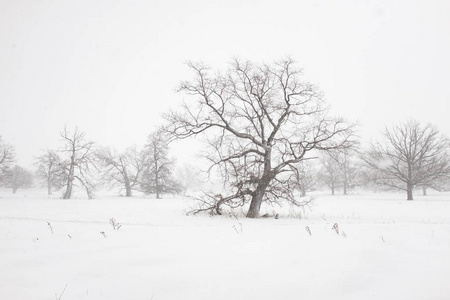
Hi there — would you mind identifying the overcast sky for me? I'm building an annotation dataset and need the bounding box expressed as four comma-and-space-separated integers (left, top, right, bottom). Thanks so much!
1, 0, 450, 168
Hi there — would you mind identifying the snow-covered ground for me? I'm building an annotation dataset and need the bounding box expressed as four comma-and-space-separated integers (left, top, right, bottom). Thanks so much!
1, 190, 449, 300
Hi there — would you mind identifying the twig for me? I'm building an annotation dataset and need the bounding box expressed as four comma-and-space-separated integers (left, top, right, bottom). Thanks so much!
332, 223, 339, 234
55, 284, 67, 300
47, 222, 54, 234
305, 226, 312, 236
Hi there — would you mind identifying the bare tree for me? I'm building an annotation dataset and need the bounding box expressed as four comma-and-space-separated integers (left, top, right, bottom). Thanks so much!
35, 150, 65, 195
363, 120, 450, 200
2, 165, 34, 193
165, 57, 356, 217
96, 146, 146, 197
0, 136, 15, 183
141, 130, 182, 199
420, 175, 450, 195
327, 147, 360, 195
292, 161, 316, 197
176, 163, 204, 195
320, 154, 341, 195
60, 127, 97, 199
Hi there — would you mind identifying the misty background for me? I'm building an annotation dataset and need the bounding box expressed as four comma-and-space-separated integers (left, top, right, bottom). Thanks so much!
1, 0, 450, 168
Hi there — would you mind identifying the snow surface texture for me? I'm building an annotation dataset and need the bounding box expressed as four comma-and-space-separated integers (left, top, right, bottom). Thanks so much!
1, 190, 449, 300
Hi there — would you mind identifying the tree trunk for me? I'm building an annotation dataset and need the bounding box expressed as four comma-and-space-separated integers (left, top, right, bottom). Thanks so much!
331, 182, 335, 196
125, 184, 132, 197
63, 177, 73, 199
246, 175, 272, 218
63, 154, 75, 199
155, 157, 161, 199
247, 185, 266, 218
300, 186, 306, 197
406, 183, 414, 200
406, 167, 413, 200
246, 148, 272, 218
343, 179, 348, 195
124, 172, 132, 197
121, 168, 133, 197
47, 185, 52, 196
422, 187, 427, 196
12, 187, 17, 194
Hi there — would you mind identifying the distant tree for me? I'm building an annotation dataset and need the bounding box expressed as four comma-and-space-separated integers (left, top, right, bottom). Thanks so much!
320, 154, 341, 195
363, 120, 450, 200
35, 150, 65, 195
165, 57, 356, 217
96, 146, 146, 197
292, 160, 316, 197
60, 127, 97, 199
3, 165, 34, 193
176, 163, 204, 195
327, 147, 360, 195
420, 175, 450, 196
0, 137, 15, 183
141, 130, 182, 199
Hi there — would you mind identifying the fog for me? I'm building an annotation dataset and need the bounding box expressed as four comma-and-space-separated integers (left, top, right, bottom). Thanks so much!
1, 0, 450, 167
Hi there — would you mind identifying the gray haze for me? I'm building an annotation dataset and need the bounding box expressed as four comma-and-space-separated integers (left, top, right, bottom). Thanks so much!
1, 0, 450, 167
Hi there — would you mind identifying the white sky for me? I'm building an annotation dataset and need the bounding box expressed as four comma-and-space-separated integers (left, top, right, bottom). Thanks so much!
1, 0, 450, 168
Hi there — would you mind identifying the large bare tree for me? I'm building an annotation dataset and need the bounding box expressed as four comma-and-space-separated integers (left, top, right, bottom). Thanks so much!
165, 58, 356, 217
60, 127, 97, 199
96, 146, 146, 197
0, 136, 15, 183
364, 120, 450, 200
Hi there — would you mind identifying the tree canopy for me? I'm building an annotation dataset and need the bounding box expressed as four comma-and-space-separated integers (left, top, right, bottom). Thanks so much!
166, 57, 356, 217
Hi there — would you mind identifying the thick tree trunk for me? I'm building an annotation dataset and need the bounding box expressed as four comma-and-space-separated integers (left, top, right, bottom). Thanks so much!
331, 182, 335, 196
124, 172, 132, 197
246, 174, 271, 218
247, 186, 266, 218
300, 186, 306, 197
246, 148, 272, 218
121, 169, 133, 197
47, 184, 52, 196
422, 187, 427, 196
407, 183, 414, 200
125, 185, 132, 197
343, 180, 348, 195
12, 187, 17, 194
63, 178, 73, 199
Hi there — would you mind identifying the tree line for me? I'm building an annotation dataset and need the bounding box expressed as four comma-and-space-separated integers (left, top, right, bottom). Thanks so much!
0, 128, 191, 199
1, 57, 450, 218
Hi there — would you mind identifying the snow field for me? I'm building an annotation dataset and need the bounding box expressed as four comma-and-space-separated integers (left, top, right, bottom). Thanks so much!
0, 191, 450, 300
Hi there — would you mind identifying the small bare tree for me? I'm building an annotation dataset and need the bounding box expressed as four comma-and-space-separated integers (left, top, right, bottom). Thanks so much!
141, 130, 182, 199
320, 154, 341, 195
0, 136, 15, 183
327, 147, 360, 195
176, 163, 204, 195
35, 150, 65, 195
292, 160, 316, 197
96, 146, 146, 197
60, 127, 97, 199
364, 120, 450, 200
2, 165, 34, 193
165, 57, 356, 217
